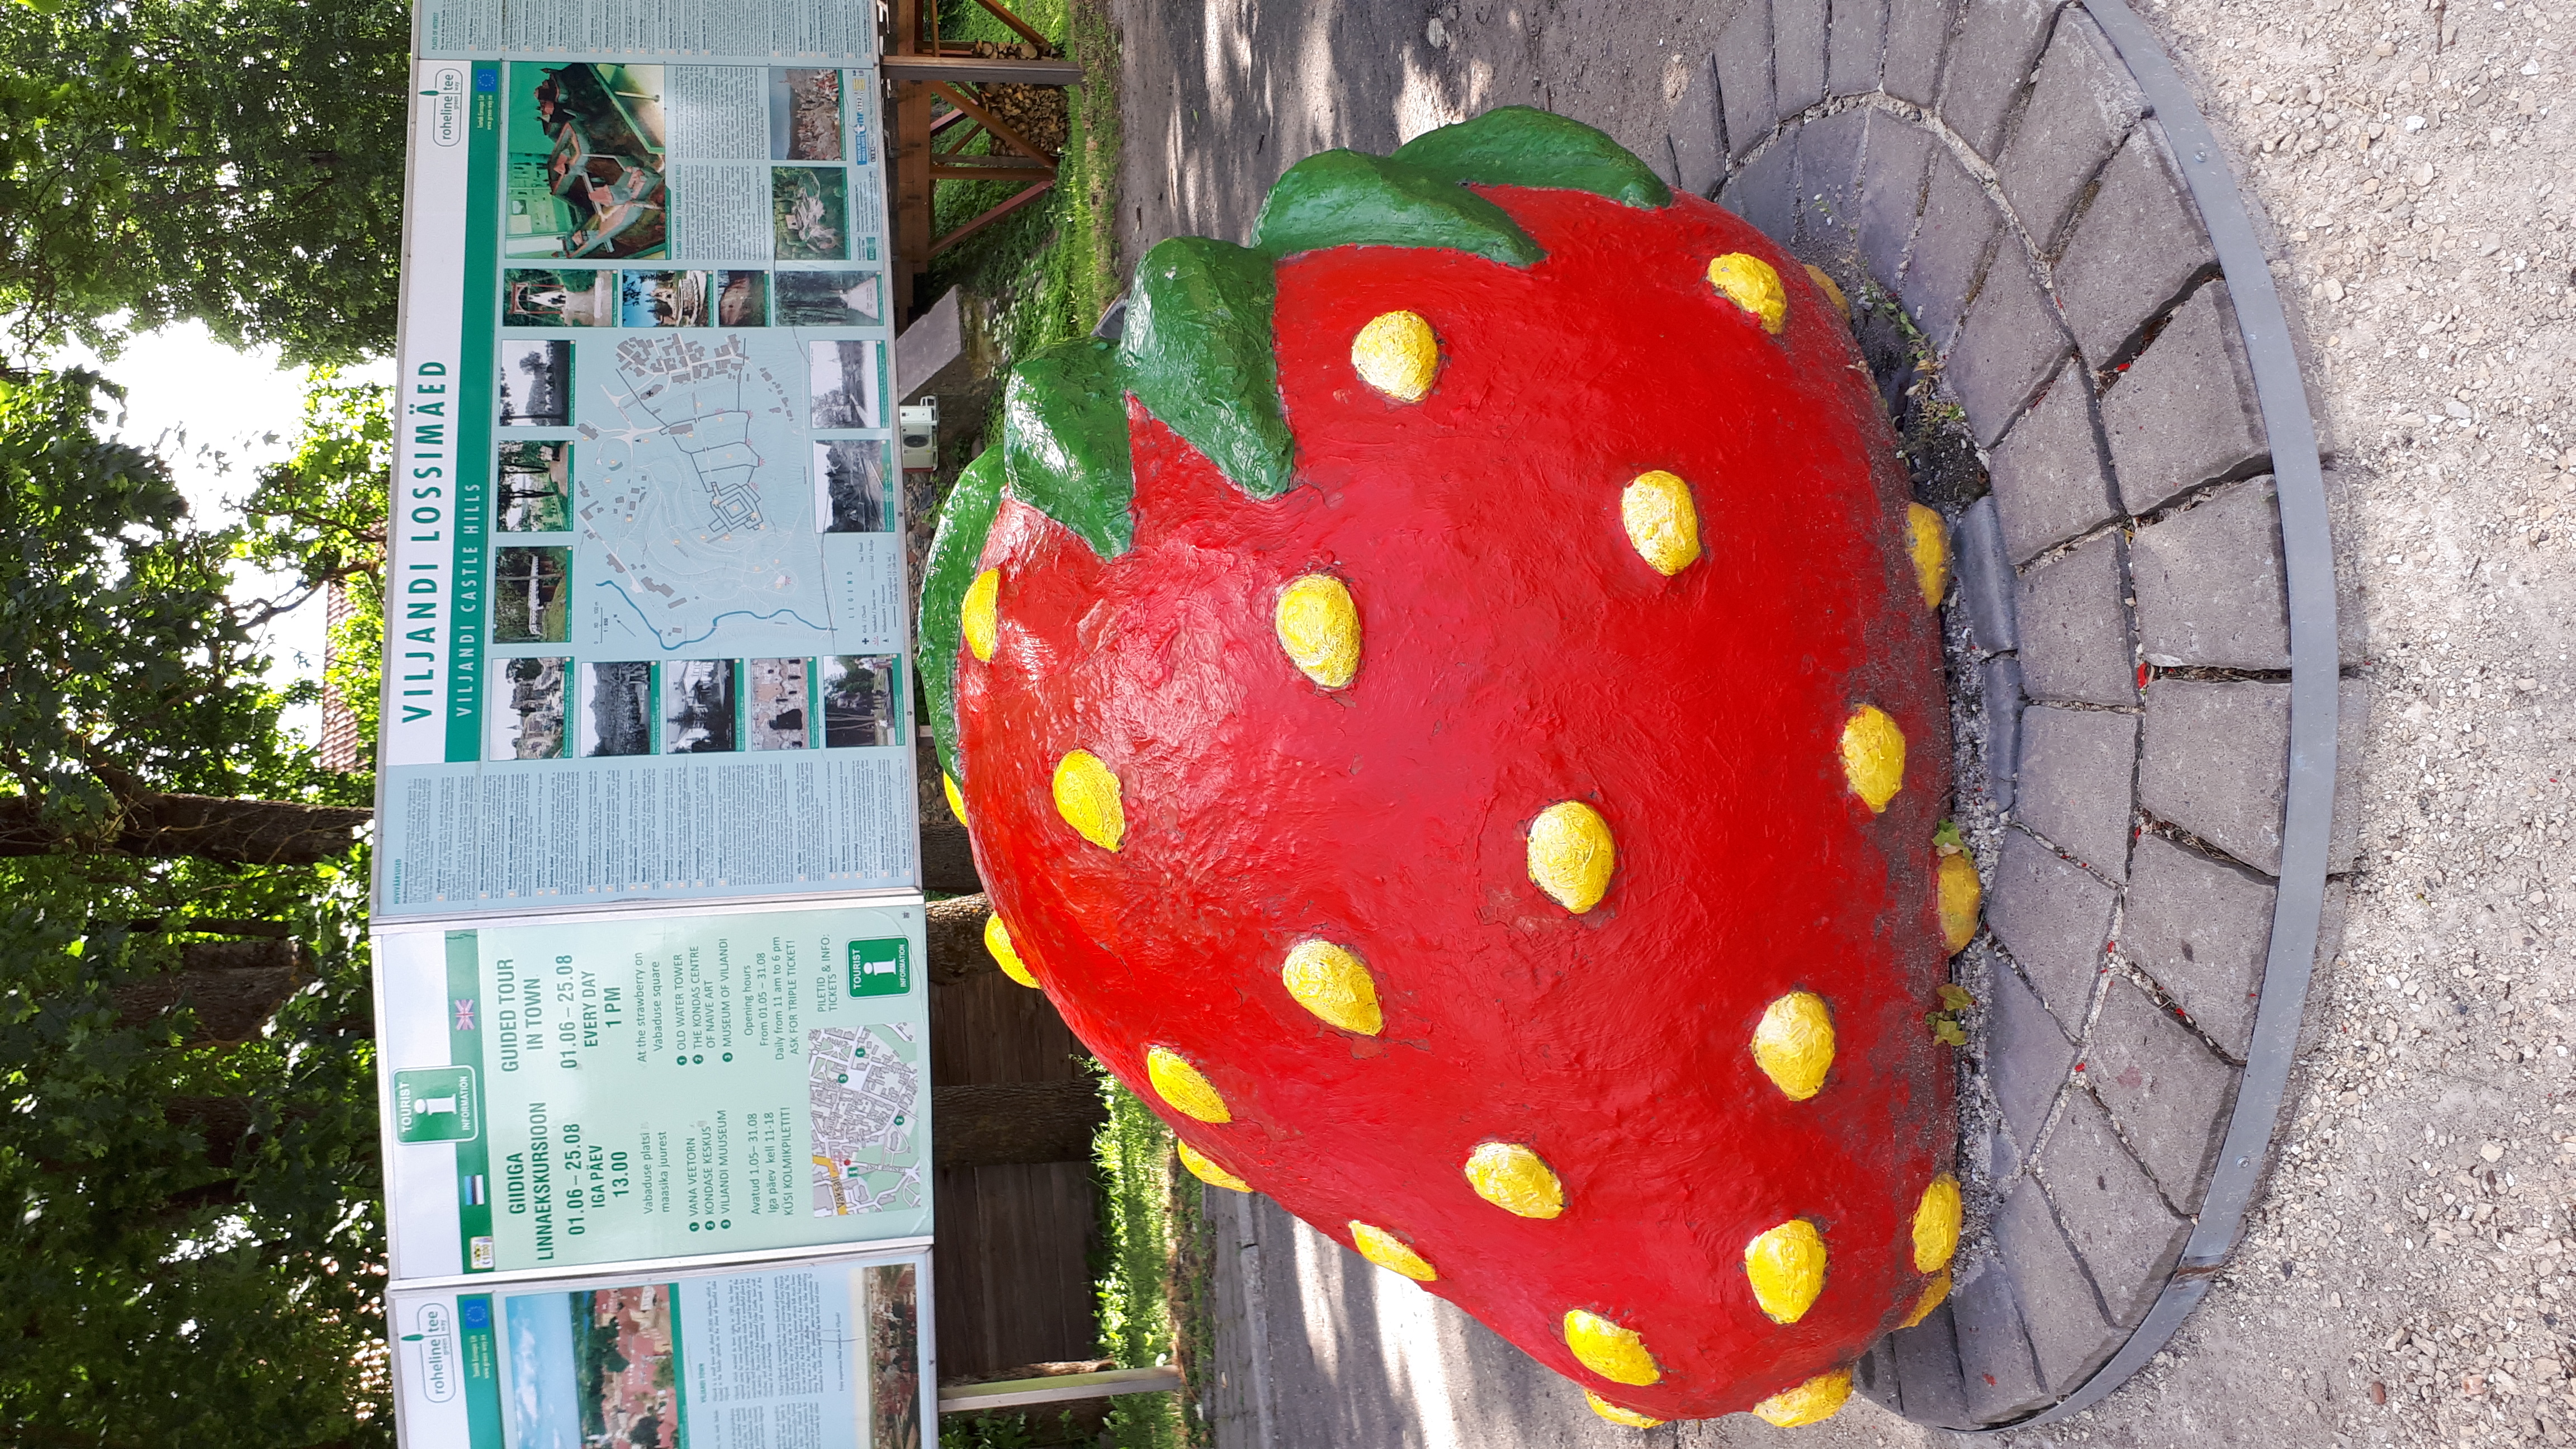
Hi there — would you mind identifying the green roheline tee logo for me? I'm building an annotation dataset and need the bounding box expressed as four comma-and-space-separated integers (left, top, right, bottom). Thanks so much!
847, 938, 911, 997
395, 1066, 481, 1144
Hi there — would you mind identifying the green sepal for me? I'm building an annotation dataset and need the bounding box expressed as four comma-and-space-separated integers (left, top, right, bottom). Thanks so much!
1249, 149, 1543, 267
917, 445, 1006, 784
1391, 106, 1674, 210
1002, 336, 1136, 558
1120, 237, 1297, 499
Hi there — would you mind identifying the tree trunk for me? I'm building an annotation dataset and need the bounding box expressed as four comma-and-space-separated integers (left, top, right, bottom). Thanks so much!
931, 1080, 1104, 1168
114, 938, 306, 1043
926, 893, 994, 983
0, 792, 370, 865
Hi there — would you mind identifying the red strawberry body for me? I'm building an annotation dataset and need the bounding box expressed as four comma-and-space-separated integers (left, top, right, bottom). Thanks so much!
941, 127, 1955, 1424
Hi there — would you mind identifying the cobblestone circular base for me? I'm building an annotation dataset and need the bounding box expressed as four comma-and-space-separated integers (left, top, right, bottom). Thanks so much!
1653, 0, 2359, 1429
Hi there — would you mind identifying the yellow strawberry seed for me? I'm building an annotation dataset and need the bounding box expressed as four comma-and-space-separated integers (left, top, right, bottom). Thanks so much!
1463, 1141, 1565, 1219
1803, 262, 1852, 322
1914, 1174, 1963, 1273
941, 771, 970, 827
1908, 501, 1950, 609
1621, 470, 1703, 575
1526, 801, 1615, 913
1840, 705, 1906, 813
1177, 1141, 1249, 1192
1752, 1368, 1853, 1428
1745, 1218, 1828, 1324
1584, 1391, 1664, 1428
1052, 750, 1125, 851
1901, 1270, 1952, 1328
1349, 1221, 1438, 1281
1707, 252, 1788, 334
983, 913, 1039, 989
1145, 1046, 1230, 1124
1937, 851, 1982, 954
1275, 574, 1361, 689
962, 567, 1001, 661
1751, 991, 1836, 1101
1351, 309, 1442, 401
1562, 1309, 1661, 1387
1280, 939, 1383, 1036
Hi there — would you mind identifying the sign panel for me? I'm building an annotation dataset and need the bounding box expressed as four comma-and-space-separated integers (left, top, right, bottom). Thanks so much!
377, 45, 910, 920
378, 904, 931, 1282
389, 1247, 933, 1449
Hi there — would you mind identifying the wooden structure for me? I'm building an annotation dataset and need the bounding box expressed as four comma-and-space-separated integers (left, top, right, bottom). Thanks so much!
929, 949, 1101, 1378
886, 0, 1085, 322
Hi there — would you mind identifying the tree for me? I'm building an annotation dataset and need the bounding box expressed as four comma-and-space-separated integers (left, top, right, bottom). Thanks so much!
0, 0, 411, 366
0, 370, 391, 1447
0, 370, 370, 863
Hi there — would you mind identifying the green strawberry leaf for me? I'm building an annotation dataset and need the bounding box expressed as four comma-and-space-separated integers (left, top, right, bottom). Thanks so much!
1121, 236, 1298, 499
918, 446, 1006, 784
1392, 106, 1673, 210
1250, 149, 1543, 267
1002, 335, 1136, 558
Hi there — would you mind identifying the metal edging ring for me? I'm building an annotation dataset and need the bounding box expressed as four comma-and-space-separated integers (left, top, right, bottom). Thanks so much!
1968, 0, 2342, 1429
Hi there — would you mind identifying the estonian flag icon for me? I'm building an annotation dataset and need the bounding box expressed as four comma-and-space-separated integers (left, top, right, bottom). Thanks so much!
465, 1175, 488, 1206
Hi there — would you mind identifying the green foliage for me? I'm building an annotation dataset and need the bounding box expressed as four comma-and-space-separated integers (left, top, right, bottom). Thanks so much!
0, 371, 316, 828
0, 850, 389, 1448
242, 372, 394, 765
0, 0, 411, 364
0, 366, 393, 1444
939, 1409, 1077, 1449
1091, 1073, 1200, 1449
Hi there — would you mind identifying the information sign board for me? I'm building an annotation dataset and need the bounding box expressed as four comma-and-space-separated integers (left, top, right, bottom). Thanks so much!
378, 24, 912, 921
379, 903, 932, 1282
388, 1246, 933, 1449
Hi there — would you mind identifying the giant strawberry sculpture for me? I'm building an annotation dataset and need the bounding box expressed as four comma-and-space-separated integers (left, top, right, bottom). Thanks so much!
922, 108, 1972, 1427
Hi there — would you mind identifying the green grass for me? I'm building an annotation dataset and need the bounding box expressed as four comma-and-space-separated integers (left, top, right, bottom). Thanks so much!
922, 0, 1125, 378
1088, 1072, 1213, 1449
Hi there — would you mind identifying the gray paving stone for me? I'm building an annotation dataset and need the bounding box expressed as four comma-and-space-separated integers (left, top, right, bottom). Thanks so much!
1793, 108, 1868, 249
2101, 281, 2269, 515
1947, 241, 2071, 447
1901, 147, 1998, 347
1951, 1257, 2052, 1422
2014, 704, 2136, 880
2052, 120, 2218, 368
1989, 825, 2115, 1026
2123, 833, 2275, 1059
1953, 494, 2019, 653
2137, 678, 2369, 876
1855, 111, 1933, 284
2132, 476, 2290, 670
1935, 0, 2061, 158
2017, 531, 2137, 706
1988, 956, 2076, 1149
1714, 0, 1775, 160
1722, 125, 1800, 243
1775, 0, 1831, 119
1827, 0, 1890, 97
1668, 55, 1726, 198
2036, 1088, 2191, 1330
1982, 655, 2024, 812
1888, 1301, 1973, 1427
1987, 357, 2119, 564
1992, 8, 2144, 252
1992, 1176, 2122, 1393
1881, 0, 1961, 107
2086, 976, 2239, 1210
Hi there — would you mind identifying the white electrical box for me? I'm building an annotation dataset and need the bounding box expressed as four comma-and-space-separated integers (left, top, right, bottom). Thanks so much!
899, 400, 938, 471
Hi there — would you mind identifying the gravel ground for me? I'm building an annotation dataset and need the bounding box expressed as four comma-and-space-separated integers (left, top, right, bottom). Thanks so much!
1110, 0, 2576, 1441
